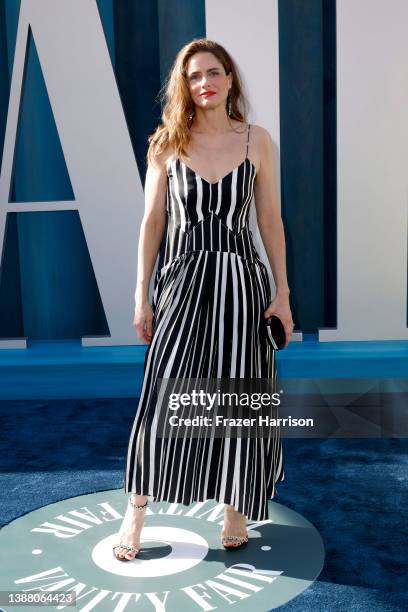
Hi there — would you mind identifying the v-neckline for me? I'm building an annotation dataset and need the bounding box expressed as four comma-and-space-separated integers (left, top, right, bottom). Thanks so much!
178, 157, 256, 186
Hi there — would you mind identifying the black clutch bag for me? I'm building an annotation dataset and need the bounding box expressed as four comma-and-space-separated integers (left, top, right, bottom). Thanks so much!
264, 315, 286, 350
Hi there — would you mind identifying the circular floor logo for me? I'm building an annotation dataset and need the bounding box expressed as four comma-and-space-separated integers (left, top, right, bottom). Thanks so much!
0, 490, 324, 611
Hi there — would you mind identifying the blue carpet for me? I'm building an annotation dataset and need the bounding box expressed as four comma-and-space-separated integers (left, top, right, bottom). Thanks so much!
0, 398, 407, 611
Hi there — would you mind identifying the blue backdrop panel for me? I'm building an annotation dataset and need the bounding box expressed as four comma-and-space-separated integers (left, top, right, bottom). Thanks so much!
278, 0, 336, 333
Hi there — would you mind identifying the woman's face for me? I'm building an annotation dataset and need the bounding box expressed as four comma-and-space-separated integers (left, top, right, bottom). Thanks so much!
185, 52, 232, 111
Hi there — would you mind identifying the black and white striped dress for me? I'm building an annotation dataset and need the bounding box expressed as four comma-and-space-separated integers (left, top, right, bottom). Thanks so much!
125, 123, 284, 521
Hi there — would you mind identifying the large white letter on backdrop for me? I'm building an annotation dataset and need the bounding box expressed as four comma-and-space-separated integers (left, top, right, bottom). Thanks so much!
319, 0, 408, 341
0, 0, 145, 348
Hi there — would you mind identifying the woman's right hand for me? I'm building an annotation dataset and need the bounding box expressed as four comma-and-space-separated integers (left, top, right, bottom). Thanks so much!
133, 301, 154, 344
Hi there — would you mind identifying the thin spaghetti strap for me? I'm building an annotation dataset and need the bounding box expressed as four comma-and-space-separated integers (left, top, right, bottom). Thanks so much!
246, 123, 251, 158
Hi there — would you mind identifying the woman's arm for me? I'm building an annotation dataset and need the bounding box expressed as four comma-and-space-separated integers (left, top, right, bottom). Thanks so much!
254, 127, 294, 346
135, 152, 168, 304
254, 127, 290, 298
133, 149, 168, 342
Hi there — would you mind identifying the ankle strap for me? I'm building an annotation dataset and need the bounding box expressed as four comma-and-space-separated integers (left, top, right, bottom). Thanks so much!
129, 497, 148, 510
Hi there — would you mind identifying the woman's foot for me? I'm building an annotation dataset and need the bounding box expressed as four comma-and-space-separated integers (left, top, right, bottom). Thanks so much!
221, 504, 248, 548
112, 494, 148, 561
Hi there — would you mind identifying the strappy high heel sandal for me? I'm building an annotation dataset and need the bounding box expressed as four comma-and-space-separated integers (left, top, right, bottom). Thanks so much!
221, 507, 249, 549
112, 497, 148, 561
221, 533, 249, 549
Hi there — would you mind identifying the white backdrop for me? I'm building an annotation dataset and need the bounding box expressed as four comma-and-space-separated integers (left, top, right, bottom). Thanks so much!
319, 0, 408, 341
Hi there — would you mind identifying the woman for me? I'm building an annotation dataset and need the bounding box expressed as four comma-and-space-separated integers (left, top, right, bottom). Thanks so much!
113, 38, 294, 561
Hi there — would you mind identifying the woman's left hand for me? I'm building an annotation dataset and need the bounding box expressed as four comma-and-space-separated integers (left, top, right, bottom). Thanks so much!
264, 293, 295, 349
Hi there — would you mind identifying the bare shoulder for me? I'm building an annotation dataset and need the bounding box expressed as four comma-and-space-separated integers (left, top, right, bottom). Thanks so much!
248, 124, 273, 172
249, 124, 273, 147
148, 143, 175, 174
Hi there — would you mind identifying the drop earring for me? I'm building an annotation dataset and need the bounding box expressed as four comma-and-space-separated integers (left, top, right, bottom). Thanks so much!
227, 91, 232, 116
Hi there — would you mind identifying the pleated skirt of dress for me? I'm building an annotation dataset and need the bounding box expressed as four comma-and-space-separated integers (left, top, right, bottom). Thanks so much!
124, 249, 284, 521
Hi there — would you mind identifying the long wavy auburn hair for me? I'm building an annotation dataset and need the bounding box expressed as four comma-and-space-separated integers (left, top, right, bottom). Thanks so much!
146, 38, 250, 167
